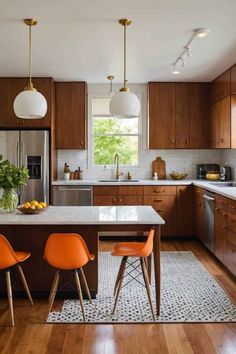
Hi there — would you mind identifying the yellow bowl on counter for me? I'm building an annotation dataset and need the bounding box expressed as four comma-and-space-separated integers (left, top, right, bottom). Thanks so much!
170, 172, 188, 180
206, 173, 220, 181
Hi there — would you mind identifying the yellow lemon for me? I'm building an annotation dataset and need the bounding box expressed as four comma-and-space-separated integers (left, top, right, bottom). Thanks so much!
31, 200, 38, 207
35, 204, 43, 209
23, 202, 31, 209
39, 202, 47, 208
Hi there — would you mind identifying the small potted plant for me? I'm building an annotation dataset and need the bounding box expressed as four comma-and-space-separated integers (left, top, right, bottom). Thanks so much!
0, 155, 29, 213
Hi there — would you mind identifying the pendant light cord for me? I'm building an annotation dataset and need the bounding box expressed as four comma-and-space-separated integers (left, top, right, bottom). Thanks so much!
29, 24, 32, 87
124, 21, 127, 89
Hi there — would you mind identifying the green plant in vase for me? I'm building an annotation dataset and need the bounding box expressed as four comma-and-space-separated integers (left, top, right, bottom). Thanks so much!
0, 155, 29, 213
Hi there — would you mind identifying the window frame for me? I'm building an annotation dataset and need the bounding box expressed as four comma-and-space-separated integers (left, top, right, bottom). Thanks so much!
88, 91, 142, 169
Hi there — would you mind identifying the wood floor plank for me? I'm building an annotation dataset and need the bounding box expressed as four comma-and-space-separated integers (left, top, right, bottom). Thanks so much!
0, 240, 235, 354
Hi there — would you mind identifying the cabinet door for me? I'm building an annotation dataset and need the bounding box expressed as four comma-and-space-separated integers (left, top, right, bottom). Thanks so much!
215, 197, 228, 266
227, 229, 236, 276
118, 186, 143, 196
93, 195, 118, 206
56, 82, 87, 149
0, 78, 20, 128
118, 196, 143, 205
210, 103, 217, 148
175, 83, 190, 148
16, 78, 54, 128
210, 70, 231, 103
231, 65, 236, 94
148, 83, 175, 148
218, 96, 231, 148
177, 186, 194, 236
189, 83, 210, 148
195, 196, 205, 242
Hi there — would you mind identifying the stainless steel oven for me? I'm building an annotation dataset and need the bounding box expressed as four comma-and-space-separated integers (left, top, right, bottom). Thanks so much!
203, 191, 215, 252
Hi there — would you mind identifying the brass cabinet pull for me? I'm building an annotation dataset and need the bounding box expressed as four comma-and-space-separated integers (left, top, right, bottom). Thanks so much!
80, 141, 84, 145
119, 198, 122, 203
154, 190, 164, 193
186, 139, 189, 144
170, 139, 175, 144
113, 198, 117, 203
153, 199, 163, 202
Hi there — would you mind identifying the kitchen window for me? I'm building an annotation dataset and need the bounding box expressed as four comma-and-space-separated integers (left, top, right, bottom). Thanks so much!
90, 96, 141, 167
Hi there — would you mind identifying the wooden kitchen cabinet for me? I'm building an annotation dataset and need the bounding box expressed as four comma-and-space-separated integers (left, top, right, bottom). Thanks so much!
210, 69, 231, 103
143, 186, 177, 236
195, 187, 206, 243
231, 64, 236, 93
148, 83, 175, 149
214, 195, 228, 266
175, 83, 190, 148
177, 185, 195, 236
0, 77, 54, 128
148, 82, 210, 149
189, 83, 210, 148
226, 199, 236, 276
93, 186, 143, 206
55, 82, 87, 149
210, 96, 231, 148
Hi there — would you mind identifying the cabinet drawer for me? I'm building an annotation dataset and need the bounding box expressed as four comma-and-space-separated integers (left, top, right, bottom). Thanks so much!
93, 195, 118, 206
194, 187, 206, 198
143, 186, 176, 196
118, 186, 143, 196
93, 186, 118, 196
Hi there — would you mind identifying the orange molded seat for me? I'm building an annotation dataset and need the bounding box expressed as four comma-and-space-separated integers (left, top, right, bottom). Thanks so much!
43, 233, 95, 321
111, 229, 155, 320
111, 229, 154, 257
0, 234, 33, 326
44, 233, 95, 270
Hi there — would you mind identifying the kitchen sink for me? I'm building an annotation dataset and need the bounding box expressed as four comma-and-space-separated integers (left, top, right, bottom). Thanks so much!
208, 182, 236, 187
98, 179, 139, 183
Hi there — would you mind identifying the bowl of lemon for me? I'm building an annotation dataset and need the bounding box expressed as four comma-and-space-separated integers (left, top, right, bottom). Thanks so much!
18, 200, 48, 214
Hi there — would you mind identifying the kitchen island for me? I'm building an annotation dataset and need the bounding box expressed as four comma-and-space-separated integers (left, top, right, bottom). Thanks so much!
0, 206, 164, 316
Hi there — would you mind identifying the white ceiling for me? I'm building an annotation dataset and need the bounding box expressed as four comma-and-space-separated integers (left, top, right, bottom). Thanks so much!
0, 0, 236, 83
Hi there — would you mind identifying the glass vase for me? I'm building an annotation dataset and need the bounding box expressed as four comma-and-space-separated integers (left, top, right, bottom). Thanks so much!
0, 188, 18, 213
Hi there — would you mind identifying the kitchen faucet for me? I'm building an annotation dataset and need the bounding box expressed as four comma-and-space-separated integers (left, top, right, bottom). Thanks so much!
114, 153, 123, 180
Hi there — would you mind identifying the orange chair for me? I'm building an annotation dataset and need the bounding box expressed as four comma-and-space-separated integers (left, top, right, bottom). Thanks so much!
0, 234, 33, 326
43, 233, 95, 321
111, 229, 155, 320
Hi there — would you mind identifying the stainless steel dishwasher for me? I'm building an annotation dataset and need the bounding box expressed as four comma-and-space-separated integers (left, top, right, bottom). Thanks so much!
53, 186, 93, 206
203, 191, 215, 252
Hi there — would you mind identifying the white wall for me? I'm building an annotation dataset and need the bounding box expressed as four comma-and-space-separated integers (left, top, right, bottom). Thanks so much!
57, 83, 224, 180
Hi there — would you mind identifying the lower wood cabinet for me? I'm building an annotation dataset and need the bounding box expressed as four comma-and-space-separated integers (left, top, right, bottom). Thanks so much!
195, 187, 206, 243
215, 195, 228, 266
93, 186, 143, 206
177, 186, 195, 236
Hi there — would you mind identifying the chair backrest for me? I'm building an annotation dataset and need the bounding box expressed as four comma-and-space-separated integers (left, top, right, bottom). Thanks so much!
137, 229, 154, 257
44, 233, 92, 270
0, 234, 18, 269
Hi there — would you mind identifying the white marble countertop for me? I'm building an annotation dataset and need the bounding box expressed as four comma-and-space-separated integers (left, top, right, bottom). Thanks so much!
0, 206, 165, 225
52, 179, 193, 186
193, 181, 236, 200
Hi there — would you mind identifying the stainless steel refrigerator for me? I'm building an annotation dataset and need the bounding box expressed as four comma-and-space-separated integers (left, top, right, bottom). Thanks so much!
0, 130, 49, 204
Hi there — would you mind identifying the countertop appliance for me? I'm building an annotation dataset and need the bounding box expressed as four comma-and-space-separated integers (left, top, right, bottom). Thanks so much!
0, 130, 49, 204
196, 164, 220, 179
53, 185, 93, 206
220, 165, 232, 181
203, 191, 215, 252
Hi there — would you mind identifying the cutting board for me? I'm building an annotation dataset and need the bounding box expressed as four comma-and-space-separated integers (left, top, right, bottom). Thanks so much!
152, 156, 166, 180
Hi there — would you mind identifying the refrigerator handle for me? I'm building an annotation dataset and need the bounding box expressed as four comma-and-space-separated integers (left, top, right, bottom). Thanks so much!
20, 141, 24, 167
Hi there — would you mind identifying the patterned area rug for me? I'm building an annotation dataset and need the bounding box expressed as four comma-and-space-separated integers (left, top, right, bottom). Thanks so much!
47, 252, 236, 323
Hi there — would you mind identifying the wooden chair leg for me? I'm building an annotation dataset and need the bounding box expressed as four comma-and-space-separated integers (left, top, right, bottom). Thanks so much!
79, 268, 92, 304
46, 270, 60, 320
17, 265, 33, 305
140, 258, 155, 321
113, 256, 126, 296
6, 270, 14, 326
145, 255, 152, 284
48, 270, 59, 303
74, 270, 86, 321
112, 256, 127, 316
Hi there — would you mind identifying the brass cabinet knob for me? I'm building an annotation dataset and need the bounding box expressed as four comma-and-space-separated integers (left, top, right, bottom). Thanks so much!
113, 198, 117, 203
80, 141, 84, 145
186, 139, 189, 144
171, 139, 175, 144
119, 198, 122, 203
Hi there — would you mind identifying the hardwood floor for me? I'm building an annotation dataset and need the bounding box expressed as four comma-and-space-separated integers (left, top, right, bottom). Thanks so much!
0, 239, 236, 354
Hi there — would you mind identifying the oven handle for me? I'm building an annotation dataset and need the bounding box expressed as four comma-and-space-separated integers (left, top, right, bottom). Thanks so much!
203, 194, 215, 201
58, 188, 92, 192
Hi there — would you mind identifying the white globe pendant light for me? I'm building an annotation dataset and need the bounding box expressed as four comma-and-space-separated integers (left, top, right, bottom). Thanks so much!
13, 19, 47, 119
109, 19, 140, 118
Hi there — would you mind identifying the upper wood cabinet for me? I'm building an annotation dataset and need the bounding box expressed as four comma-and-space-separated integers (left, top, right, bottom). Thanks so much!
210, 96, 231, 148
148, 82, 210, 149
231, 65, 236, 94
210, 69, 231, 103
0, 77, 54, 129
175, 83, 190, 148
55, 82, 87, 149
148, 83, 175, 149
189, 83, 210, 148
